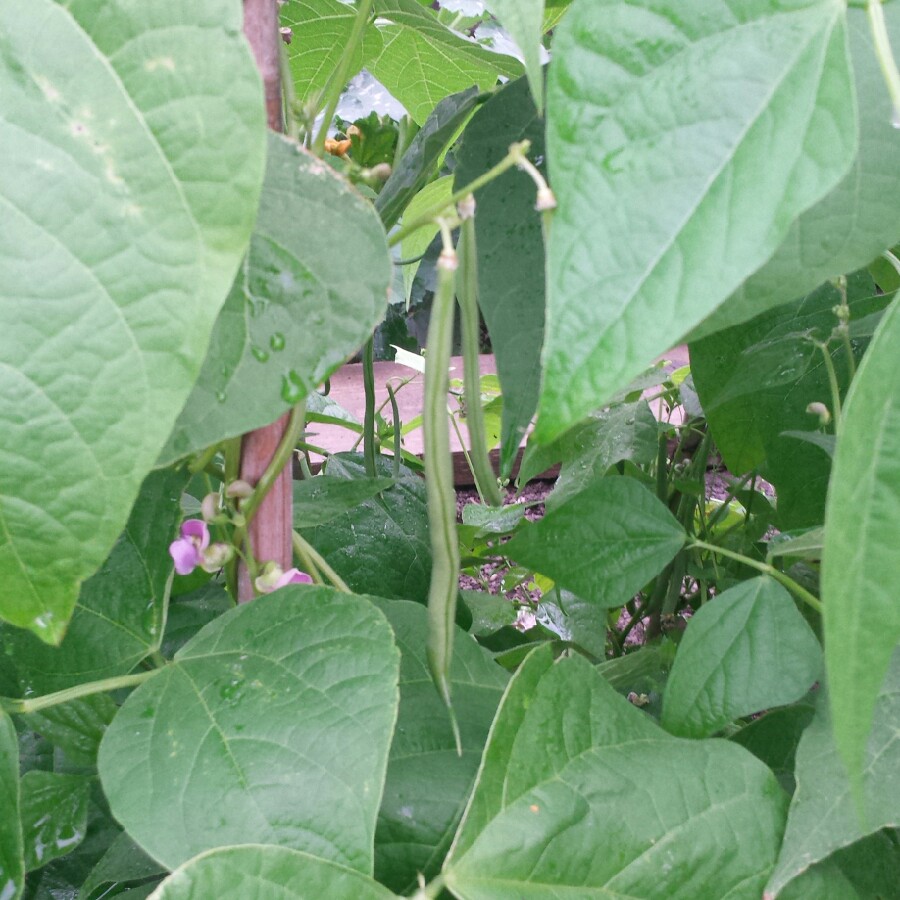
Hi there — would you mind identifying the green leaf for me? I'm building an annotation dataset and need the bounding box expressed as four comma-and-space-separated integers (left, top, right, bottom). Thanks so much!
662, 578, 822, 738
19, 694, 117, 768
822, 293, 900, 802
690, 272, 878, 529
20, 772, 90, 872
280, 0, 384, 108
301, 455, 431, 602
765, 650, 900, 897
692, 4, 900, 340
99, 588, 400, 873
868, 244, 900, 294
454, 76, 547, 476
483, 1, 545, 112
161, 581, 233, 659
373, 600, 507, 894
536, 587, 608, 660
370, 0, 521, 125
445, 646, 789, 897
161, 134, 391, 463
542, 0, 572, 32
3, 467, 187, 693
0, 0, 265, 642
505, 477, 686, 607
0, 711, 23, 900
535, 0, 857, 443
400, 176, 453, 302
79, 832, 167, 900
149, 845, 398, 899
376, 87, 482, 230
731, 703, 816, 794
544, 399, 659, 512
293, 476, 395, 528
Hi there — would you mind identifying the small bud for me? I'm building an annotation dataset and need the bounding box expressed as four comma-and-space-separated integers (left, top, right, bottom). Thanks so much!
369, 162, 391, 181
627, 691, 651, 707
806, 401, 831, 426
200, 492, 219, 522
324, 137, 351, 157
200, 542, 234, 573
279, 26, 292, 44
513, 607, 537, 632
534, 186, 557, 212
438, 248, 458, 272
457, 194, 476, 220
225, 479, 254, 499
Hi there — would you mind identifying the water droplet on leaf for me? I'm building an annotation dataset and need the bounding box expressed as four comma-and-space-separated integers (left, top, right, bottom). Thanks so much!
251, 345, 269, 363
270, 332, 286, 352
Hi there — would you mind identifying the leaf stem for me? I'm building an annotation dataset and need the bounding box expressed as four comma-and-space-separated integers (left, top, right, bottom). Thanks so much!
813, 340, 842, 434
2, 671, 158, 715
690, 539, 823, 614
388, 140, 532, 247
311, 0, 374, 156
363, 337, 378, 477
291, 531, 351, 593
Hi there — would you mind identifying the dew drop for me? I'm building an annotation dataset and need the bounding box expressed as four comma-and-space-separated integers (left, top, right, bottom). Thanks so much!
281, 373, 304, 404
270, 332, 286, 352
892, 106, 900, 129
216, 390, 227, 403
251, 345, 270, 363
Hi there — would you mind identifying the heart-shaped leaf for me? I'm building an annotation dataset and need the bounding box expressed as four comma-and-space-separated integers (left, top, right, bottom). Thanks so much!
0, 0, 265, 641
662, 577, 822, 738
536, 0, 856, 442
99, 588, 400, 873
149, 845, 398, 900
161, 134, 391, 463
505, 477, 686, 606
445, 646, 788, 897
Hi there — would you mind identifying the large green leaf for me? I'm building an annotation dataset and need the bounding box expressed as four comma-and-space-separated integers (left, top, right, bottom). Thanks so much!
662, 577, 822, 738
301, 455, 431, 602
280, 0, 384, 109
370, 0, 521, 125
293, 476, 395, 528
20, 772, 90, 872
20, 694, 118, 768
373, 600, 507, 894
99, 588, 400, 873
693, 4, 900, 340
535, 0, 857, 443
0, 0, 265, 642
0, 711, 22, 900
162, 134, 391, 462
690, 272, 879, 529
483, 1, 545, 112
79, 832, 166, 900
376, 87, 482, 231
765, 650, 900, 897
505, 477, 686, 606
444, 647, 789, 897
454, 76, 547, 476
3, 467, 187, 693
150, 845, 398, 900
821, 293, 900, 800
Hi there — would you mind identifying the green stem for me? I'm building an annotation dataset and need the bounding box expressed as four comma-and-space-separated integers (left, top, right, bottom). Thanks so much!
363, 337, 378, 477
223, 436, 242, 599
279, 38, 299, 140
387, 383, 402, 479
814, 340, 842, 434
189, 442, 221, 475
388, 140, 532, 248
241, 401, 306, 523
291, 531, 351, 593
882, 249, 900, 278
2, 671, 158, 715
457, 212, 502, 506
868, 0, 900, 124
311, 0, 374, 156
690, 539, 823, 614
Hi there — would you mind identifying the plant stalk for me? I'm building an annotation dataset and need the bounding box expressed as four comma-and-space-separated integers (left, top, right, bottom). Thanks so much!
2, 671, 158, 715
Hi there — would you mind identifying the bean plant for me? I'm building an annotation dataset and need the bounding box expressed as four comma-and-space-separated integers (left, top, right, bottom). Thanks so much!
1, 0, 899, 897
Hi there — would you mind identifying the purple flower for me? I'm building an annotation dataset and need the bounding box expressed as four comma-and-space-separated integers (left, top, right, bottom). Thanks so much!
169, 519, 209, 575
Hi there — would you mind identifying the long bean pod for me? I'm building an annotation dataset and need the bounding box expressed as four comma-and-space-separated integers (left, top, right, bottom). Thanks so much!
424, 234, 462, 753
456, 200, 503, 506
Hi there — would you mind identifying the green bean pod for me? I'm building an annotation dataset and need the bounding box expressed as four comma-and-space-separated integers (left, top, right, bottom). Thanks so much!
457, 206, 503, 507
424, 244, 462, 752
